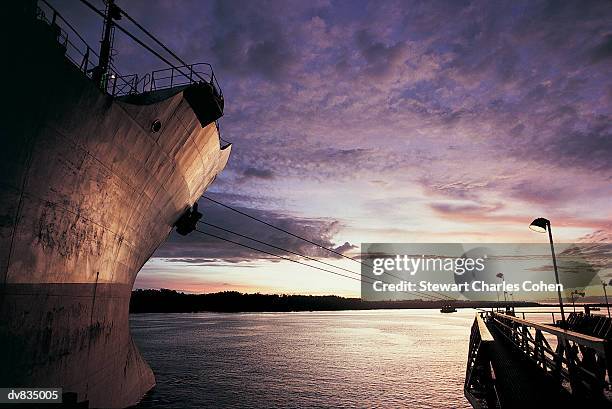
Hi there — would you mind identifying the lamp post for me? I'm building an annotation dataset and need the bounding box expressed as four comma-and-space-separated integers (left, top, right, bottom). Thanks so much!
603, 281, 611, 319
570, 290, 582, 313
529, 217, 566, 327
496, 272, 507, 303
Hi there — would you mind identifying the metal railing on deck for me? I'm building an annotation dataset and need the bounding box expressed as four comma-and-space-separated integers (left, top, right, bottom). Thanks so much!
150, 63, 222, 97
487, 311, 611, 403
36, 0, 138, 96
35, 0, 222, 98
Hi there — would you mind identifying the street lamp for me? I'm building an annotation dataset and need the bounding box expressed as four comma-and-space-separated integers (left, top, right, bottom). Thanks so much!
496, 272, 507, 303
570, 290, 584, 313
603, 281, 611, 319
529, 217, 566, 326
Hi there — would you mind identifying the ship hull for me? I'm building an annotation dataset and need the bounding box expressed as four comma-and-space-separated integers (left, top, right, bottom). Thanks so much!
0, 4, 231, 407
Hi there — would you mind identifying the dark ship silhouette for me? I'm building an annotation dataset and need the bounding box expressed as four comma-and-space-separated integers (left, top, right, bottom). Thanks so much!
0, 1, 231, 407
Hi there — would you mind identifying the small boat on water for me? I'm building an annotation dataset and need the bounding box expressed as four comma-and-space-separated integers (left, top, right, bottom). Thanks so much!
440, 305, 457, 313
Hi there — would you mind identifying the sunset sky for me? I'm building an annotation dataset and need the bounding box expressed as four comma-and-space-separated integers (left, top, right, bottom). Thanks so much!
53, 0, 611, 296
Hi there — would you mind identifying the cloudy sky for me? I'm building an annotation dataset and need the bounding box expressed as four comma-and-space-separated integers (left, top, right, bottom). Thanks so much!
52, 0, 611, 296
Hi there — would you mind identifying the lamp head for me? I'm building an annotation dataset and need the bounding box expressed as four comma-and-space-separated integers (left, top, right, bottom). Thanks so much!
529, 217, 550, 233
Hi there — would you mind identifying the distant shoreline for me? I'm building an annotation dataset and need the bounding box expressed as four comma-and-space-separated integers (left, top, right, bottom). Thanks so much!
129, 289, 541, 313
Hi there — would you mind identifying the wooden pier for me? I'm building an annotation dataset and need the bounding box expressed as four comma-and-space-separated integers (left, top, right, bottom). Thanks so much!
465, 310, 612, 408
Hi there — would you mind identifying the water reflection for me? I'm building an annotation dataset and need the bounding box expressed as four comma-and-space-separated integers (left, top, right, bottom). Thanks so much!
132, 309, 475, 408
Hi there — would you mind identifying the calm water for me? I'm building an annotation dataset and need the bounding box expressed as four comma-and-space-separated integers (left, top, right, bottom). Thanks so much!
131, 309, 475, 408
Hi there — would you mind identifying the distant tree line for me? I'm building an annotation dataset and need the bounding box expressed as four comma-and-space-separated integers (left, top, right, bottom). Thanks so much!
129, 289, 539, 313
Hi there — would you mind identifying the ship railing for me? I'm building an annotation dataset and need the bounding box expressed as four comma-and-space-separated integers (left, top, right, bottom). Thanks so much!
36, 0, 139, 96
149, 63, 223, 97
36, 1, 97, 74
486, 310, 612, 402
106, 72, 139, 97
35, 1, 222, 99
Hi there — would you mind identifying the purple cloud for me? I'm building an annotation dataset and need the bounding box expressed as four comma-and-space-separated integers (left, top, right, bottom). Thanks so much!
242, 167, 275, 180
153, 193, 356, 262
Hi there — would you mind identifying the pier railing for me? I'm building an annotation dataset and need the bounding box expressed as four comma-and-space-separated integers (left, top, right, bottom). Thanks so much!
465, 314, 498, 409
487, 311, 611, 402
